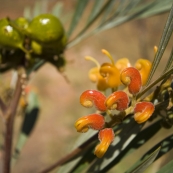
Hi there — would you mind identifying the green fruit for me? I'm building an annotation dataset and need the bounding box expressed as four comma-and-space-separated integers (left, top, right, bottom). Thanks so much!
15, 17, 29, 29
31, 41, 42, 55
26, 14, 65, 44
0, 18, 25, 50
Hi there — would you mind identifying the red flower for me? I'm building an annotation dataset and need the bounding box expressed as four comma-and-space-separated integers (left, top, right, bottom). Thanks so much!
75, 114, 105, 133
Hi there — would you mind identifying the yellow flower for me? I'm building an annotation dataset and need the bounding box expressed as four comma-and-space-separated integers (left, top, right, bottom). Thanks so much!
135, 59, 151, 85
94, 128, 114, 158
86, 49, 152, 91
115, 58, 131, 71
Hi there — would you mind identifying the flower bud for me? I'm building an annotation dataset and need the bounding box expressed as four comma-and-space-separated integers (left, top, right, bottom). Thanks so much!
134, 102, 155, 124
105, 91, 129, 111
94, 128, 114, 158
75, 114, 105, 133
120, 67, 142, 95
80, 90, 107, 112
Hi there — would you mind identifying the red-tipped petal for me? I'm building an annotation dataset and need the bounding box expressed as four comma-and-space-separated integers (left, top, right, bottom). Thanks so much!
94, 128, 114, 158
105, 91, 129, 111
75, 113, 105, 133
80, 90, 107, 112
120, 67, 142, 95
134, 102, 155, 124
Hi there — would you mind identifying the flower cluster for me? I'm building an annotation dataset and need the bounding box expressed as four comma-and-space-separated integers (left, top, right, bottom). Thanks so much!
75, 49, 155, 158
85, 49, 152, 91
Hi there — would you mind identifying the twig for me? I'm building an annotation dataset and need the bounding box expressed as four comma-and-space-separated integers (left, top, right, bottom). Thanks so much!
3, 71, 24, 173
38, 133, 97, 173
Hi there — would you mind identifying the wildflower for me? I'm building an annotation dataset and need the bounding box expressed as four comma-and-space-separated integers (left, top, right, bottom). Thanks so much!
75, 113, 105, 133
94, 128, 114, 158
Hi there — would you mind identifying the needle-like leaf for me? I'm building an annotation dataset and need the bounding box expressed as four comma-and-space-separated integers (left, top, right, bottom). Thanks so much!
146, 3, 173, 85
126, 146, 161, 173
67, 0, 89, 37
163, 47, 173, 73
126, 134, 173, 173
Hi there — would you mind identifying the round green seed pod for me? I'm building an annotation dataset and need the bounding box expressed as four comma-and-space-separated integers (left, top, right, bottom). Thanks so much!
15, 17, 29, 29
0, 18, 24, 50
26, 14, 65, 43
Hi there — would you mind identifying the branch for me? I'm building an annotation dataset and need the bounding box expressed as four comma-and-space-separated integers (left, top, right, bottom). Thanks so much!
38, 133, 97, 173
3, 71, 25, 173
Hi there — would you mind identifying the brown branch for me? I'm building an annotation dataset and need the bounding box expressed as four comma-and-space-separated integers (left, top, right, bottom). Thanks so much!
38, 133, 97, 173
38, 113, 131, 173
3, 73, 23, 173
0, 97, 7, 115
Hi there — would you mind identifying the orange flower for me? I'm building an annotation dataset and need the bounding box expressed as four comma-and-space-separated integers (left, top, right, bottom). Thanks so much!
105, 91, 129, 111
100, 49, 121, 89
120, 67, 142, 95
85, 49, 130, 91
75, 114, 105, 133
80, 90, 107, 112
86, 49, 152, 91
94, 128, 114, 158
85, 56, 109, 91
134, 102, 155, 124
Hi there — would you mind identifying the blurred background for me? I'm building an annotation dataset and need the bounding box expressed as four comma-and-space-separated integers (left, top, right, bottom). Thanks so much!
0, 0, 173, 172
